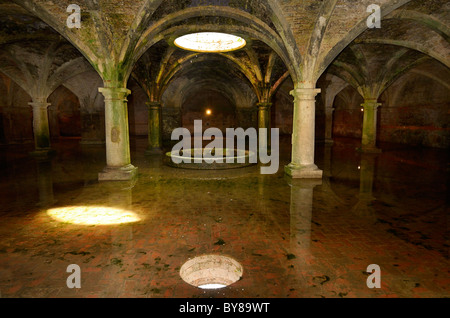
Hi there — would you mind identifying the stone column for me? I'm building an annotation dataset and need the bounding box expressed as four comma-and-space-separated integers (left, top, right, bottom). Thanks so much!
146, 101, 163, 155
324, 107, 335, 144
98, 87, 137, 181
360, 99, 382, 153
257, 102, 272, 152
29, 98, 53, 156
285, 85, 323, 179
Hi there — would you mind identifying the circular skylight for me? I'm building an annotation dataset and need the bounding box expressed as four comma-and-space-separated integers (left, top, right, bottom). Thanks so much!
174, 32, 246, 53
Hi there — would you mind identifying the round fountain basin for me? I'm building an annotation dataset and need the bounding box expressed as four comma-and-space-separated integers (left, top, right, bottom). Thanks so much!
165, 148, 255, 170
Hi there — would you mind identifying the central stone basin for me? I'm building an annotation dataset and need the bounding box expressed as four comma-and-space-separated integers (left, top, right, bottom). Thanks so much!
165, 148, 256, 170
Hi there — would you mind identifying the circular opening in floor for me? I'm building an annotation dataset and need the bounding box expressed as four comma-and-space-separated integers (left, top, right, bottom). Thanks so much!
180, 255, 243, 290
165, 148, 256, 170
174, 32, 246, 53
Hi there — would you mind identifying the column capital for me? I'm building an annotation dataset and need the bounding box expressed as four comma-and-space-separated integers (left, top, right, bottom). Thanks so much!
257, 102, 272, 110
290, 88, 321, 101
146, 101, 162, 110
361, 99, 382, 109
98, 87, 131, 101
29, 99, 51, 109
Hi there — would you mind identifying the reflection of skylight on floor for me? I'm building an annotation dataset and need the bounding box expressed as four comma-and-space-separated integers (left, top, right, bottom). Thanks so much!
180, 255, 243, 290
174, 32, 246, 53
47, 206, 141, 225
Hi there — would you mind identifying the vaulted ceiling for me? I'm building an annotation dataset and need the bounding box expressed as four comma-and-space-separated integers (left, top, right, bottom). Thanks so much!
0, 0, 448, 104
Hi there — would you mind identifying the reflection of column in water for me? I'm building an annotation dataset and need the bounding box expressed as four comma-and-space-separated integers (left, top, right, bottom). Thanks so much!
287, 178, 322, 254
80, 144, 106, 184
100, 180, 135, 244
146, 152, 164, 171
141, 145, 163, 212
352, 154, 378, 218
101, 180, 134, 210
359, 154, 377, 201
258, 174, 265, 199
321, 144, 345, 205
102, 181, 136, 291
36, 158, 55, 207
258, 174, 271, 215
323, 144, 333, 178
146, 174, 162, 214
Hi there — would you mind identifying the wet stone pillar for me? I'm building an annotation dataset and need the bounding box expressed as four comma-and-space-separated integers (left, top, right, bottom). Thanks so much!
257, 102, 272, 153
98, 87, 137, 181
29, 98, 53, 156
285, 85, 323, 179
361, 99, 382, 153
146, 101, 163, 155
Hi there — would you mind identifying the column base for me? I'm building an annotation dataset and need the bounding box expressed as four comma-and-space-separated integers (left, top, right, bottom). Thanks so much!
357, 147, 382, 154
30, 149, 56, 158
285, 163, 323, 179
98, 164, 138, 182
145, 147, 163, 155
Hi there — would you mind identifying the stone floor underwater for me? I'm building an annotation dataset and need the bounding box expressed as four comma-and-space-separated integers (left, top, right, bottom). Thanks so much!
0, 136, 448, 298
